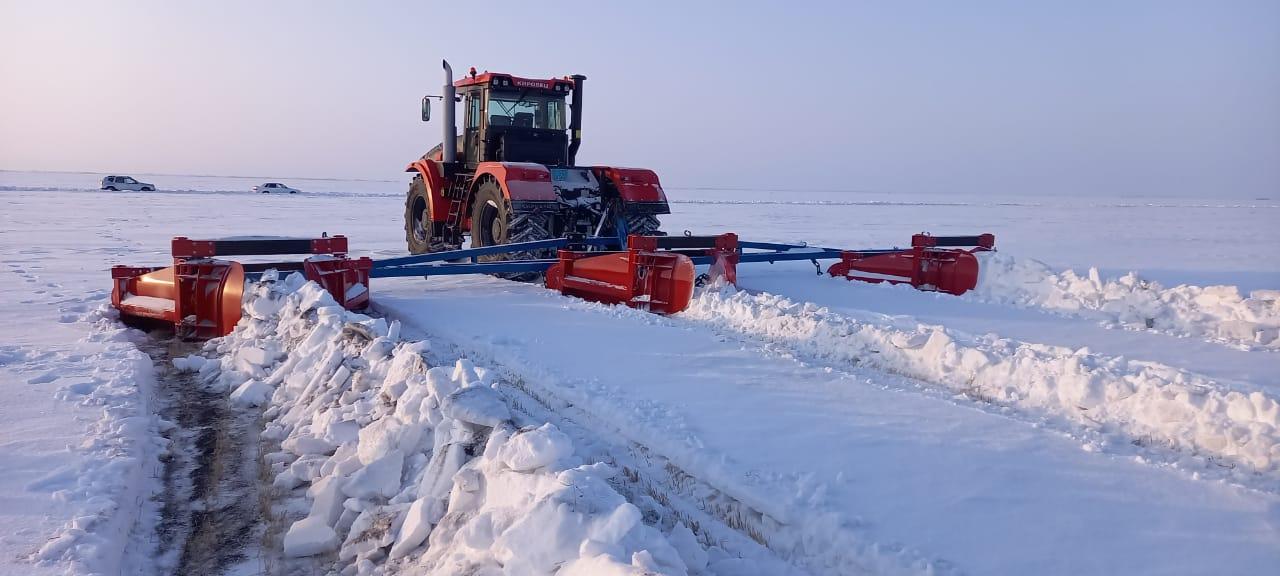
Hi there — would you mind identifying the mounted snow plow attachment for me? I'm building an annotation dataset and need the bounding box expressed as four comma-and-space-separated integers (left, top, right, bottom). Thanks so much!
545, 247, 697, 315
110, 236, 371, 339
827, 233, 995, 295
620, 232, 994, 296
110, 232, 993, 339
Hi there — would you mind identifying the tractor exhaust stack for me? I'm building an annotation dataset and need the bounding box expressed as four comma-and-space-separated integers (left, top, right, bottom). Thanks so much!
568, 74, 586, 165
442, 60, 457, 163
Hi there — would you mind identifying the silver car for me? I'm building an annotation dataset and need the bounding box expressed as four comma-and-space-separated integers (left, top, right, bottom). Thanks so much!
101, 175, 155, 191
254, 182, 299, 194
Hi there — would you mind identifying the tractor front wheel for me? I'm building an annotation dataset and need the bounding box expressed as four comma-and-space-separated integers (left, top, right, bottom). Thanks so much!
471, 181, 510, 252
404, 175, 446, 254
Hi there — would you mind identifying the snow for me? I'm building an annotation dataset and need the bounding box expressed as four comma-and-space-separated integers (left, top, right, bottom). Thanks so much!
442, 385, 512, 427
971, 251, 1280, 349
119, 294, 175, 313
496, 423, 574, 472
376, 274, 1280, 575
2, 171, 1277, 575
0, 305, 164, 575
684, 285, 1280, 476
283, 515, 340, 557
192, 273, 696, 574
229, 378, 271, 406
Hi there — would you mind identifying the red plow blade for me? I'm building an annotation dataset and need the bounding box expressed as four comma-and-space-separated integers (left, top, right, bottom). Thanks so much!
826, 233, 994, 295
545, 247, 696, 315
110, 235, 370, 339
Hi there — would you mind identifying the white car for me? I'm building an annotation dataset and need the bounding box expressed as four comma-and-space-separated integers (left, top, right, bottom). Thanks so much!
101, 175, 155, 191
254, 182, 299, 194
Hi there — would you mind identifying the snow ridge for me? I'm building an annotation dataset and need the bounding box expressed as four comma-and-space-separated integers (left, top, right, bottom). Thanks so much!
684, 286, 1280, 480
972, 252, 1280, 350
198, 273, 699, 575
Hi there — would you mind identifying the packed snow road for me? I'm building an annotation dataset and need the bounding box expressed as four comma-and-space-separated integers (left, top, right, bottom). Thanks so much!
2, 174, 1278, 575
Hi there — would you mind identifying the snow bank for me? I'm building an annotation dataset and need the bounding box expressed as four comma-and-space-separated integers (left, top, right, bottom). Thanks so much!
31, 308, 163, 575
197, 272, 694, 574
686, 286, 1280, 477
972, 252, 1280, 350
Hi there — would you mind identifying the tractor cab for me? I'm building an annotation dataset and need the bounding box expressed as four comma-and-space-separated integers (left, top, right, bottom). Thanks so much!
453, 71, 578, 168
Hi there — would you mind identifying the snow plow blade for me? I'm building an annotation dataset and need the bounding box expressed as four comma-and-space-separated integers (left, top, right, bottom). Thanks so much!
111, 235, 371, 339
545, 247, 696, 315
826, 233, 994, 295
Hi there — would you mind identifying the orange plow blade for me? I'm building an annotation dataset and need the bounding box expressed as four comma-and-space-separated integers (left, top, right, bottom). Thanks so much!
110, 235, 370, 339
111, 261, 246, 339
545, 248, 695, 315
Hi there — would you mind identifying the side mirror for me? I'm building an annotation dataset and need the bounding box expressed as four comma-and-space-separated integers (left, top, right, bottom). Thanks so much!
421, 96, 431, 122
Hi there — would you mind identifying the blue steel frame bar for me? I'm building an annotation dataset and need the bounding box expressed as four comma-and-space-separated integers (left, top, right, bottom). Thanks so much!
372, 260, 558, 278
688, 251, 843, 267
372, 237, 619, 269
367, 235, 926, 279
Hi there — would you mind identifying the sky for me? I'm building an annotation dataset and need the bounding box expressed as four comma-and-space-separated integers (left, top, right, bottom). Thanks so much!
1, 0, 1277, 198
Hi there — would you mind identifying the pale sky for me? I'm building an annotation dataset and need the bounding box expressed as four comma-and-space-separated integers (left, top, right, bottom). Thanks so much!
2, 0, 1277, 198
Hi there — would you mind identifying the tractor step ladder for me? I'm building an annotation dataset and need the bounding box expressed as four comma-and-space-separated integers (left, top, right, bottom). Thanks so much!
441, 178, 471, 246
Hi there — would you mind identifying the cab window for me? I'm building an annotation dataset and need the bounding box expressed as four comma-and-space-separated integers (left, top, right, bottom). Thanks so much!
467, 95, 481, 129
487, 93, 565, 130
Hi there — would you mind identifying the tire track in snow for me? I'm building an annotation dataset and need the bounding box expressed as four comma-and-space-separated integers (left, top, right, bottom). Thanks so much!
145, 334, 263, 576
681, 286, 1280, 489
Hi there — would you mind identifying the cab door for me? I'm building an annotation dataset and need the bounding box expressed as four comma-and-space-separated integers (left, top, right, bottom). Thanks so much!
463, 92, 484, 166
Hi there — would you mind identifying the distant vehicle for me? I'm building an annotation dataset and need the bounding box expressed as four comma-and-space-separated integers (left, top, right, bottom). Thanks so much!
254, 183, 299, 194
101, 175, 155, 191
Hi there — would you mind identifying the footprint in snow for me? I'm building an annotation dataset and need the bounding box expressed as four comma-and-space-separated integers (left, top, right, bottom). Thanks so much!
27, 372, 59, 384
57, 381, 96, 398
24, 465, 78, 492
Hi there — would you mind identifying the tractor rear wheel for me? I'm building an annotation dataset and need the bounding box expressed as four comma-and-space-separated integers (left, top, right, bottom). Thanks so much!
404, 175, 446, 254
471, 180, 552, 280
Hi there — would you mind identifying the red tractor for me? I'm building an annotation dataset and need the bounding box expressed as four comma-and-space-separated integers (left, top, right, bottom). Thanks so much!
404, 61, 669, 258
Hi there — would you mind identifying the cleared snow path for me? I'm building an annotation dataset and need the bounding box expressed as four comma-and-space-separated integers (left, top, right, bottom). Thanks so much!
376, 275, 1280, 576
